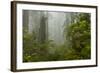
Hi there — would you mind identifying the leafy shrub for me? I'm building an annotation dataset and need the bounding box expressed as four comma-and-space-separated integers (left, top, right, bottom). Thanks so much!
64, 13, 91, 59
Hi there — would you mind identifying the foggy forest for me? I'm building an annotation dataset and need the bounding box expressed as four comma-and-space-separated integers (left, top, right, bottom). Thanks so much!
23, 10, 91, 62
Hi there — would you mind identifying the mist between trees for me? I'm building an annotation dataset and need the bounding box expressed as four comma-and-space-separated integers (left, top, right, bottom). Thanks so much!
23, 10, 91, 62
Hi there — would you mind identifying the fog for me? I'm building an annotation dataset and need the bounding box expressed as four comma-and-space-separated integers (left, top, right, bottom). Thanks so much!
23, 10, 77, 45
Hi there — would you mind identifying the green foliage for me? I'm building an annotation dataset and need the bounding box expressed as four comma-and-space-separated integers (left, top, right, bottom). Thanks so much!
64, 13, 91, 59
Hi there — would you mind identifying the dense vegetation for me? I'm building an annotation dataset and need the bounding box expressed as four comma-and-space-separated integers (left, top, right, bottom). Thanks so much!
23, 13, 91, 62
